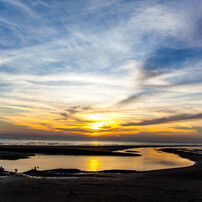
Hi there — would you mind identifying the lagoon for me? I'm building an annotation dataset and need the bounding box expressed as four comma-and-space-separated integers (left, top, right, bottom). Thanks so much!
0, 147, 194, 173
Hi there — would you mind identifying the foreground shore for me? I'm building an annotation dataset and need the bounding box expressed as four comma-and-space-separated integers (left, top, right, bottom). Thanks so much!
0, 146, 202, 201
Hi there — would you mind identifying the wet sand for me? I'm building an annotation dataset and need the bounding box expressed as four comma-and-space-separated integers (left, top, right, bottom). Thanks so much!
0, 146, 202, 201
0, 145, 141, 159
0, 144, 198, 160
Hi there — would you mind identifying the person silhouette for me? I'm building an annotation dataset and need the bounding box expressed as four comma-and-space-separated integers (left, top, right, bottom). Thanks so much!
0, 166, 4, 173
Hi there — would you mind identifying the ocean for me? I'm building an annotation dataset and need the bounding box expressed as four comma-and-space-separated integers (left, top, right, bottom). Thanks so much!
1, 138, 202, 146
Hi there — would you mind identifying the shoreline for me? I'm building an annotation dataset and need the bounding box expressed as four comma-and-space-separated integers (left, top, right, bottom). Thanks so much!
1, 146, 202, 201
0, 144, 201, 160
0, 145, 142, 160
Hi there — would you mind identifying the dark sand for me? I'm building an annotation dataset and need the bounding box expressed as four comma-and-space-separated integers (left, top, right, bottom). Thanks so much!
0, 145, 141, 159
0, 144, 198, 160
0, 145, 202, 201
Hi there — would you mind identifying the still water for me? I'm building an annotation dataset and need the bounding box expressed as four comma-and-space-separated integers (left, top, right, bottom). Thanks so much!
0, 148, 194, 172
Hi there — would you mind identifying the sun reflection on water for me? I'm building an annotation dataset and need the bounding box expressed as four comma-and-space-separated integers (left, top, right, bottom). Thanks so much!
0, 148, 194, 173
92, 141, 99, 146
89, 159, 99, 171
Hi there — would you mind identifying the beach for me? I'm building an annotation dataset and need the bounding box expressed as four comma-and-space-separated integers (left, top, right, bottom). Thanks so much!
0, 145, 202, 201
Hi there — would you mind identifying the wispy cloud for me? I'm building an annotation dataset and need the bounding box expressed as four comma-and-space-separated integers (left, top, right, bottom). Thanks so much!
1, 0, 38, 18
122, 113, 202, 126
117, 92, 155, 106
0, 0, 202, 139
55, 127, 90, 133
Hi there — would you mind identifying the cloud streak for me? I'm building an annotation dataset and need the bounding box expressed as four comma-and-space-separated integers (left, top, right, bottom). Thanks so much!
122, 113, 202, 126
0, 0, 202, 139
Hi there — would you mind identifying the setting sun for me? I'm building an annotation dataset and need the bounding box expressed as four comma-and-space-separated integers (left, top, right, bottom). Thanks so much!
0, 0, 201, 143
88, 122, 105, 130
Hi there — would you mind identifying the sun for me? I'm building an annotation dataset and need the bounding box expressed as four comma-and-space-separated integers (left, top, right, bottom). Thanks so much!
84, 113, 118, 131
84, 114, 110, 130
89, 122, 105, 130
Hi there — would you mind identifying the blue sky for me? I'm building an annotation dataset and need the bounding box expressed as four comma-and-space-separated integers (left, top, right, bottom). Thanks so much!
0, 0, 202, 141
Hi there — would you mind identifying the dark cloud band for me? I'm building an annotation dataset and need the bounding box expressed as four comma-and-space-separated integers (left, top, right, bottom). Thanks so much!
122, 113, 202, 126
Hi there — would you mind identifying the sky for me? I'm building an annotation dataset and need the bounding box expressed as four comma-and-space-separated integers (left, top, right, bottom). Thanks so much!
0, 0, 202, 142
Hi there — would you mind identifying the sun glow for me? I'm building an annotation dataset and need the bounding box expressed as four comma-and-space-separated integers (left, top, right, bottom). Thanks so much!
85, 114, 111, 121
84, 113, 112, 130
88, 122, 105, 130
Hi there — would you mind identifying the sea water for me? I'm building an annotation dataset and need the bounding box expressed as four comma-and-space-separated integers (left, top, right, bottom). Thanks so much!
1, 138, 202, 146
